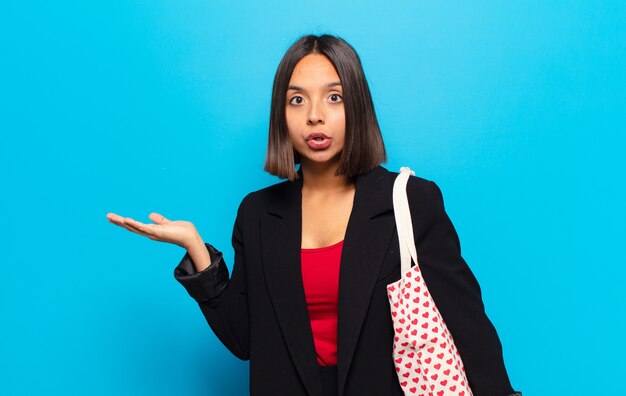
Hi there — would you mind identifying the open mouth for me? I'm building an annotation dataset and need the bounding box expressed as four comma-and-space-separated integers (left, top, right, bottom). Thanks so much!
306, 134, 332, 150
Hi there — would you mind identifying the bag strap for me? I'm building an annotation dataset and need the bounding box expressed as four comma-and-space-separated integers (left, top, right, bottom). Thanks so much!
393, 167, 419, 277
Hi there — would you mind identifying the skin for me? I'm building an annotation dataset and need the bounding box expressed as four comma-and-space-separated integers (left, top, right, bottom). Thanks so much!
286, 54, 355, 248
106, 53, 355, 270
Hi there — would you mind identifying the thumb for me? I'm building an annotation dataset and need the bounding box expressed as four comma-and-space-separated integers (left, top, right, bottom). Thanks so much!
149, 212, 170, 225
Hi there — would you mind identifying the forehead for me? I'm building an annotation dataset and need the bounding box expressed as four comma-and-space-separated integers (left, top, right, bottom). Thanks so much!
288, 54, 340, 86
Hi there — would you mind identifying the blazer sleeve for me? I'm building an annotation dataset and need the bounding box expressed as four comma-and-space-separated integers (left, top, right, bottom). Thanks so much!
409, 179, 518, 396
173, 197, 250, 361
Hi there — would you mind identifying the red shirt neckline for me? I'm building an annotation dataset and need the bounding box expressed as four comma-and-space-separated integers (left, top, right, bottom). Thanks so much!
301, 240, 344, 253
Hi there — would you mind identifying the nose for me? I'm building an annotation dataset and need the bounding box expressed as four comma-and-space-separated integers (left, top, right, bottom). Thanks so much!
306, 99, 325, 125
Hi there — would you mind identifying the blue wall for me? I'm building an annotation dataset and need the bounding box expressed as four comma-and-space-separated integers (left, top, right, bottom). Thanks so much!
2, 1, 624, 394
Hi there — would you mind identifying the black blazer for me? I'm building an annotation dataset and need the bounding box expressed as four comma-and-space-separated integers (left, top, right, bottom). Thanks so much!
174, 166, 517, 396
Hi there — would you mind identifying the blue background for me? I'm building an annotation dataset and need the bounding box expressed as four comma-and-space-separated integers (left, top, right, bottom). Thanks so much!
2, 1, 625, 395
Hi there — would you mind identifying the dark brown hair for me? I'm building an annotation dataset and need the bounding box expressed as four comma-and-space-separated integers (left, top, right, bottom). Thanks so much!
264, 34, 387, 181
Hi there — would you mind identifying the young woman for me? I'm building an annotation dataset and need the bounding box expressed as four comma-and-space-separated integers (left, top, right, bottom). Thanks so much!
107, 35, 519, 396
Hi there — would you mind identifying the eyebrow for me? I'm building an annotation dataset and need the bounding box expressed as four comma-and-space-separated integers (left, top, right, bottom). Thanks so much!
287, 81, 342, 91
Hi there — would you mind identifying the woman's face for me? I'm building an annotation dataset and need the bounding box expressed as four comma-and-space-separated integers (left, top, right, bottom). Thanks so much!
285, 54, 346, 168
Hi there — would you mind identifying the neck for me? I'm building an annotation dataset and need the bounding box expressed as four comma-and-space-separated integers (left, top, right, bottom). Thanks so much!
299, 160, 354, 194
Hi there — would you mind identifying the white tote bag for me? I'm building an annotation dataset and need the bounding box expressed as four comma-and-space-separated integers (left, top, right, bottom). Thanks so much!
387, 167, 473, 396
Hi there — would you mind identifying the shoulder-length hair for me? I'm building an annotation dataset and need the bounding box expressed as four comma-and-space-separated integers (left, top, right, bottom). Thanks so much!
264, 34, 387, 181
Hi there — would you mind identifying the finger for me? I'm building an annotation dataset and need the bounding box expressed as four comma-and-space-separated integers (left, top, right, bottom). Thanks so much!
107, 214, 153, 239
124, 217, 149, 232
123, 221, 152, 238
149, 212, 170, 225
127, 218, 163, 238
107, 216, 127, 228
106, 213, 125, 224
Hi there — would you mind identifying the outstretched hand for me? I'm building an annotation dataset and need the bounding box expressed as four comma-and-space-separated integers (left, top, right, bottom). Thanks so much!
106, 212, 198, 248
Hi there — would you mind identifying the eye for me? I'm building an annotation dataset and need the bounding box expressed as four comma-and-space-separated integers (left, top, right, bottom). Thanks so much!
328, 93, 343, 103
289, 96, 304, 105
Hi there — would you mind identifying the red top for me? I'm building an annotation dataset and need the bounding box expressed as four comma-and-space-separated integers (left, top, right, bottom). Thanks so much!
300, 239, 343, 366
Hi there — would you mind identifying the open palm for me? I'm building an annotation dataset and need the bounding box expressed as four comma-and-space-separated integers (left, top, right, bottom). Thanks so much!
106, 212, 197, 248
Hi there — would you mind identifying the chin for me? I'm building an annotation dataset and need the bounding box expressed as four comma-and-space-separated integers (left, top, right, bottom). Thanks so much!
302, 152, 342, 166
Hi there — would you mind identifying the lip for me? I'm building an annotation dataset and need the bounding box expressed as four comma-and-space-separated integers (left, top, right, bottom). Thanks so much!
305, 132, 332, 150
306, 132, 330, 141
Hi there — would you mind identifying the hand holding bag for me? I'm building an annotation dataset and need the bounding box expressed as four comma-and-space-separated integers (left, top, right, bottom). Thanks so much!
387, 167, 473, 396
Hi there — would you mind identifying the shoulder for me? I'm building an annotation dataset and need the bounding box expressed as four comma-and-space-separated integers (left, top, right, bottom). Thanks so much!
234, 178, 293, 218
379, 166, 442, 201
377, 166, 447, 221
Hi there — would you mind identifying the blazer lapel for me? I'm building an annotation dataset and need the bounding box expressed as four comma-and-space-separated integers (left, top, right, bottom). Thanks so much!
337, 166, 396, 396
260, 173, 324, 396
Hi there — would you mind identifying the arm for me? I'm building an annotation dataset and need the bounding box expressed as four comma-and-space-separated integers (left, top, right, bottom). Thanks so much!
184, 232, 213, 272
173, 197, 250, 360
410, 180, 518, 396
